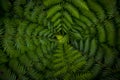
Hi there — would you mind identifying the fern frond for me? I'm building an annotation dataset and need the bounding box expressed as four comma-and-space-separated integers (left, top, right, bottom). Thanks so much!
26, 23, 36, 36
96, 23, 106, 43
0, 65, 17, 80
87, 0, 105, 21
54, 66, 67, 77
19, 54, 32, 67
27, 68, 42, 80
0, 50, 8, 64
33, 26, 43, 36
43, 0, 62, 7
0, 0, 11, 11
63, 18, 72, 29
24, 1, 34, 20
95, 46, 104, 62
72, 0, 89, 10
4, 19, 17, 35
64, 3, 79, 18
18, 21, 28, 36
104, 20, 116, 46
63, 11, 73, 24
9, 59, 26, 75
47, 4, 62, 18
71, 60, 86, 72
14, 0, 26, 17
53, 19, 61, 27
89, 38, 97, 57
84, 57, 95, 71
80, 39, 84, 51
30, 6, 41, 22
98, 0, 117, 18
75, 72, 93, 80
84, 37, 90, 53
27, 51, 39, 62
101, 44, 117, 67
91, 64, 102, 77
51, 12, 62, 22
74, 18, 88, 30
15, 36, 26, 53
80, 9, 98, 24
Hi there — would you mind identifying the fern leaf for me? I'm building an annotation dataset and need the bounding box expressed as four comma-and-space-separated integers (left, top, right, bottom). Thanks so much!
89, 38, 97, 57
64, 3, 79, 18
96, 23, 106, 43
102, 44, 117, 67
104, 20, 116, 46
47, 4, 62, 18
63, 11, 73, 24
87, 0, 105, 21
43, 0, 62, 7
51, 12, 62, 22
72, 0, 89, 10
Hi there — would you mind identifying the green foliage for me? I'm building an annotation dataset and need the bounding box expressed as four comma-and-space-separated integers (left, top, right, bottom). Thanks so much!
63, 11, 73, 24
0, 0, 11, 11
98, 0, 117, 18
89, 38, 97, 57
87, 0, 105, 21
101, 44, 117, 67
84, 37, 90, 53
75, 72, 93, 80
104, 20, 116, 46
0, 0, 119, 80
47, 4, 62, 18
0, 50, 8, 64
53, 43, 88, 79
96, 23, 106, 43
72, 0, 89, 10
43, 0, 62, 7
64, 3, 79, 18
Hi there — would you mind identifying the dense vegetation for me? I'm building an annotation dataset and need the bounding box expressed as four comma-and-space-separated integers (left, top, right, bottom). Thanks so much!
0, 0, 120, 80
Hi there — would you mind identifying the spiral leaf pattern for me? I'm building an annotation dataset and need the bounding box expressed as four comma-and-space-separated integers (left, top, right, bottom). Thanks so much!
0, 0, 120, 80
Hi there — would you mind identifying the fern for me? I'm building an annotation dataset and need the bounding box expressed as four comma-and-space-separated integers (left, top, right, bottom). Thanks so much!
75, 72, 93, 80
95, 46, 104, 62
72, 0, 89, 10
64, 3, 79, 18
26, 23, 36, 36
104, 20, 116, 46
89, 38, 97, 57
80, 39, 84, 51
87, 0, 105, 21
0, 65, 17, 80
51, 12, 62, 22
27, 68, 42, 80
9, 59, 26, 75
0, 0, 120, 80
53, 43, 86, 79
101, 44, 117, 67
98, 0, 117, 18
0, 50, 8, 64
14, 0, 26, 17
84, 57, 95, 71
47, 4, 62, 18
63, 11, 73, 24
0, 0, 11, 11
96, 23, 106, 43
80, 8, 98, 24
43, 0, 62, 7
84, 37, 90, 53
15, 36, 26, 53
19, 54, 32, 67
